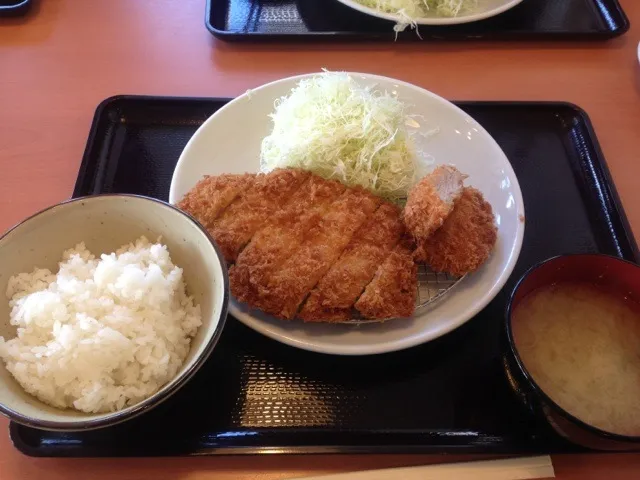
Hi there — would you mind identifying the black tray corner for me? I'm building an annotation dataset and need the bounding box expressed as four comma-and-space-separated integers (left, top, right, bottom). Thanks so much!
73, 95, 129, 199
549, 101, 639, 261
0, 0, 32, 17
205, 0, 224, 38
8, 423, 39, 458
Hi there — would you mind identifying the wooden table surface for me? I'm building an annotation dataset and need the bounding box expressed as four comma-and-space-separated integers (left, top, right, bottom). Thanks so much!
1, 0, 640, 478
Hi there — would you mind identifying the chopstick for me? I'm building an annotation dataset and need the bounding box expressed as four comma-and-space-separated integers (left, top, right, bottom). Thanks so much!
293, 455, 554, 480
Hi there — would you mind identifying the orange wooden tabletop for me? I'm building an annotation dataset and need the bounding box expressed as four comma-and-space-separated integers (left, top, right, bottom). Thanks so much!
1, 0, 640, 478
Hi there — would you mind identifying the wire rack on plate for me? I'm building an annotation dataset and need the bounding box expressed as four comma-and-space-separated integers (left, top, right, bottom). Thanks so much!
341, 264, 462, 325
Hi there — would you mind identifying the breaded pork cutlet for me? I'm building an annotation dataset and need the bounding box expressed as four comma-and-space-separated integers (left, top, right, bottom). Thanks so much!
230, 176, 346, 304
415, 187, 497, 277
299, 203, 404, 323
403, 165, 466, 241
248, 188, 381, 320
355, 238, 417, 320
209, 169, 309, 263
178, 174, 255, 229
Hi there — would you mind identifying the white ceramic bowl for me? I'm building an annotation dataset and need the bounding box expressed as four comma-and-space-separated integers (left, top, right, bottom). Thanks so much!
0, 195, 228, 431
169, 72, 525, 356
336, 0, 524, 26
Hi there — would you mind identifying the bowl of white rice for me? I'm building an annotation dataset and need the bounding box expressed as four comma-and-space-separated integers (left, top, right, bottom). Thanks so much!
0, 195, 228, 431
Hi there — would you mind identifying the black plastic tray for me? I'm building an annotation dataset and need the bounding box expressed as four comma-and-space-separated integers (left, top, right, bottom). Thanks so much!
10, 96, 638, 457
0, 0, 31, 16
206, 0, 630, 41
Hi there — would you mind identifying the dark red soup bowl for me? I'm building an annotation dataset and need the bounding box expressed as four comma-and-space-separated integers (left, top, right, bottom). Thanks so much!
504, 254, 640, 451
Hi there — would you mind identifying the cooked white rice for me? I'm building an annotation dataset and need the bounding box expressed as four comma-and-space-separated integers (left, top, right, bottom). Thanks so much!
0, 237, 202, 414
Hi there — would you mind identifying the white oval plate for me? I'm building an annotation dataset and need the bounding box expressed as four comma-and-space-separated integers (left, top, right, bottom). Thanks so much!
170, 72, 525, 356
336, 0, 523, 26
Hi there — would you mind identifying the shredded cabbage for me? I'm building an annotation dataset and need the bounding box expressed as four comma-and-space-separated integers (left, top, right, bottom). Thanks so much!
260, 72, 423, 203
355, 0, 478, 30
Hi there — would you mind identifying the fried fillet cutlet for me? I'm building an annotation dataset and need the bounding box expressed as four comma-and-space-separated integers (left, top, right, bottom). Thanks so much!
415, 187, 497, 277
229, 176, 346, 304
248, 188, 381, 319
178, 174, 256, 229
354, 238, 418, 320
403, 165, 466, 241
298, 203, 404, 322
209, 169, 309, 263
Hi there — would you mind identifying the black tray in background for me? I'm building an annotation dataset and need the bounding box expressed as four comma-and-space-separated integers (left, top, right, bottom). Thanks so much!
206, 0, 630, 41
10, 96, 638, 457
0, 0, 31, 16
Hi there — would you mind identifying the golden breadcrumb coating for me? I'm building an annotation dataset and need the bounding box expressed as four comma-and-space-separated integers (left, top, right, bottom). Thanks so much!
299, 203, 405, 322
415, 186, 497, 277
177, 174, 255, 229
355, 238, 417, 320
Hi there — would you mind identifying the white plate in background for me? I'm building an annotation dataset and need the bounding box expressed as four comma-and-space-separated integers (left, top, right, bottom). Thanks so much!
336, 0, 524, 26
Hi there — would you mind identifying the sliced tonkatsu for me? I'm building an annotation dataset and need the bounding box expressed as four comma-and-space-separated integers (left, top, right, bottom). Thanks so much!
208, 169, 309, 262
299, 203, 405, 323
415, 186, 497, 276
179, 168, 420, 322
403, 165, 466, 241
178, 164, 497, 323
248, 187, 381, 319
354, 238, 418, 320
229, 175, 346, 304
177, 173, 255, 229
